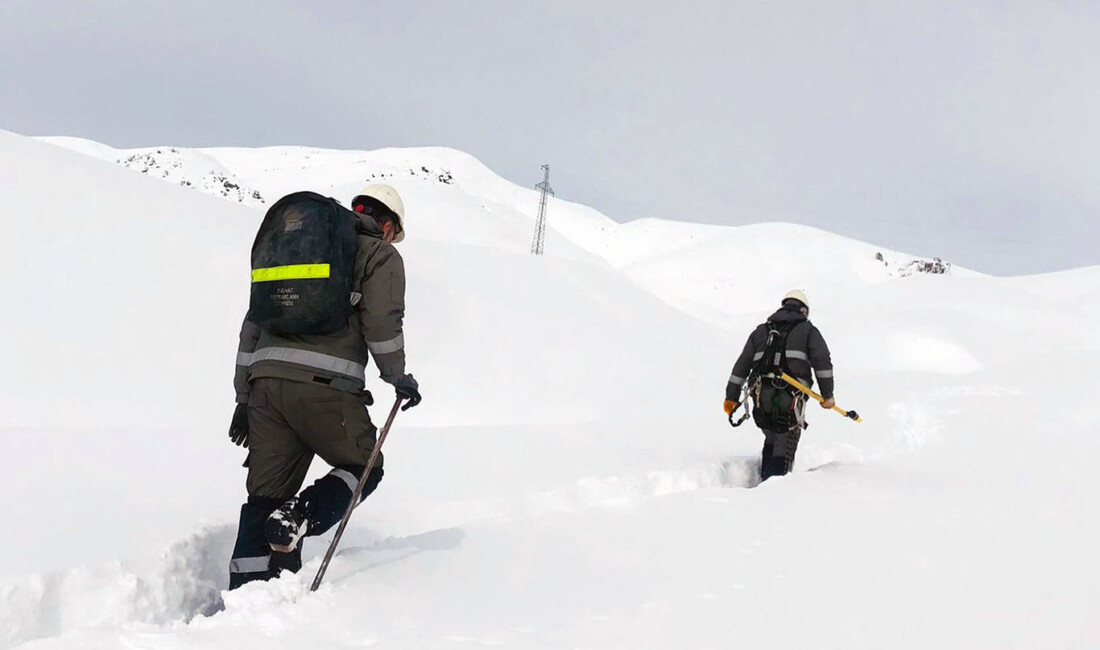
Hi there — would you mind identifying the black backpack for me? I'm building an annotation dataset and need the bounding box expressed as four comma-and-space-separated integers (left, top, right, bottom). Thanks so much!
248, 191, 359, 335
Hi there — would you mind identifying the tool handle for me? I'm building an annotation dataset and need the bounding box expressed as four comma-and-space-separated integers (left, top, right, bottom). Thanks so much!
310, 396, 404, 592
778, 372, 862, 423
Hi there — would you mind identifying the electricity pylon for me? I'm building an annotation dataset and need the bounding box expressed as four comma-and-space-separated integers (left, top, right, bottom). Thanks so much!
530, 164, 554, 255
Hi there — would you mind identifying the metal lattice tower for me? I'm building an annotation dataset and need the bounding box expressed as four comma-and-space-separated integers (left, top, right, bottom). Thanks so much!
530, 164, 554, 255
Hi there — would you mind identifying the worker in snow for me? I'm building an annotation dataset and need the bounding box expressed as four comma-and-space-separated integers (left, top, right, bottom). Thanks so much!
723, 290, 835, 481
225, 184, 422, 589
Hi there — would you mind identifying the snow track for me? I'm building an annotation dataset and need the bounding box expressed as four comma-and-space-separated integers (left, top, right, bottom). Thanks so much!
513, 457, 764, 514
0, 526, 233, 649
0, 456, 778, 648
0, 394, 954, 649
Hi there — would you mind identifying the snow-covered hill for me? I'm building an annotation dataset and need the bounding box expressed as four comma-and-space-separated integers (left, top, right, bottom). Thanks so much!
40, 137, 266, 206
1, 131, 1096, 649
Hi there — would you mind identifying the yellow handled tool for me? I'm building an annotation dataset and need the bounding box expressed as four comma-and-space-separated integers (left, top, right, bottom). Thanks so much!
778, 372, 862, 422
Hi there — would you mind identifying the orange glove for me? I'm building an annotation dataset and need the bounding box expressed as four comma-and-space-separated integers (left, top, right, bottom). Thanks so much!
723, 400, 738, 415
820, 396, 836, 409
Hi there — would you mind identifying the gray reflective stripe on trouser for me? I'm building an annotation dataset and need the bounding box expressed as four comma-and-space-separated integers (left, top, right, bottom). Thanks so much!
329, 468, 359, 493
752, 352, 764, 361
230, 555, 271, 574
366, 333, 404, 355
246, 347, 366, 378
786, 350, 810, 362
729, 372, 746, 384
236, 351, 252, 366
816, 369, 834, 378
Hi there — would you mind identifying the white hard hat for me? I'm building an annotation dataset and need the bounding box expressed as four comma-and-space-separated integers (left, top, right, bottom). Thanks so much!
782, 289, 810, 311
352, 184, 406, 243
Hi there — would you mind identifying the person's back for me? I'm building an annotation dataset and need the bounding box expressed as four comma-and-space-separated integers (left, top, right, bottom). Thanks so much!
225, 184, 422, 589
723, 290, 835, 480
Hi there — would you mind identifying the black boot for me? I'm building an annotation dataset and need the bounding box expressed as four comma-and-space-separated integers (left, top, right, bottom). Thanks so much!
265, 497, 309, 553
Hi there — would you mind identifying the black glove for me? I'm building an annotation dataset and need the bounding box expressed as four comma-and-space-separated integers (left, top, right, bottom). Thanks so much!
394, 374, 421, 411
228, 403, 250, 447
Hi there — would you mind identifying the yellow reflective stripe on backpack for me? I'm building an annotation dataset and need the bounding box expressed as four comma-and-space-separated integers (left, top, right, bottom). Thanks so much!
251, 264, 331, 283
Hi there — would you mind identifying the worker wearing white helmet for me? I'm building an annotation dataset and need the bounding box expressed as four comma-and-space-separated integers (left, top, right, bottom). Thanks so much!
226, 183, 420, 589
351, 183, 406, 243
722, 289, 837, 481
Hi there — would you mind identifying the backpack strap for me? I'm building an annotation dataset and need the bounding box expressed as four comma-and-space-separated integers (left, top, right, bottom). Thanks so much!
350, 241, 368, 307
757, 319, 806, 387
350, 232, 389, 307
744, 322, 777, 388
776, 320, 809, 377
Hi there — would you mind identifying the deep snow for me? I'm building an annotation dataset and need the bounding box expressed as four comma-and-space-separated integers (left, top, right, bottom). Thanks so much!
0, 131, 1096, 649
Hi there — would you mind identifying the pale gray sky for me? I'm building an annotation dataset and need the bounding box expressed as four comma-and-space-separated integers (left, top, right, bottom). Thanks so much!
2, 0, 1098, 275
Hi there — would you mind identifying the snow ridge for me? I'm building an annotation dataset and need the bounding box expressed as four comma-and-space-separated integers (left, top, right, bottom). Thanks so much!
116, 148, 265, 205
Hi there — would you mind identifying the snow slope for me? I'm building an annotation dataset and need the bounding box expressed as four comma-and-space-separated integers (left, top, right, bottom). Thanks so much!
39, 137, 265, 206
1, 131, 1096, 649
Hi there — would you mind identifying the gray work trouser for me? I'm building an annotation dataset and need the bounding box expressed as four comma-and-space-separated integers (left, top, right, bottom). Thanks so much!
761, 427, 802, 480
753, 381, 807, 480
246, 377, 380, 499
229, 377, 383, 589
